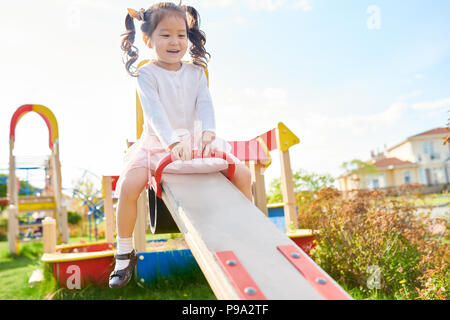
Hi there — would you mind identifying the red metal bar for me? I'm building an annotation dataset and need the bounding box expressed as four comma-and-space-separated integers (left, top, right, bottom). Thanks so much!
215, 250, 266, 300
277, 245, 352, 300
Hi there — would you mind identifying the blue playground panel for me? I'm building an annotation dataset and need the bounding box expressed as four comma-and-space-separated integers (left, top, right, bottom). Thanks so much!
268, 206, 287, 232
136, 249, 198, 285
267, 204, 299, 233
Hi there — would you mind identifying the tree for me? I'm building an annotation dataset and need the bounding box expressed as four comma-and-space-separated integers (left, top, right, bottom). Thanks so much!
341, 158, 379, 175
444, 114, 449, 145
266, 169, 335, 204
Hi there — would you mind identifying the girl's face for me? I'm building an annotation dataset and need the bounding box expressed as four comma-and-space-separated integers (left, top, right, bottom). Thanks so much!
146, 14, 188, 70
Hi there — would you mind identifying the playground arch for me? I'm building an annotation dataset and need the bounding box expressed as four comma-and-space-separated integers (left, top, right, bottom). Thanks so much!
7, 104, 68, 254
9, 104, 59, 149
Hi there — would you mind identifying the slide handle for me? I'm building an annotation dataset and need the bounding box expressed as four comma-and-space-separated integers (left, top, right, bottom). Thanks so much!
151, 150, 236, 198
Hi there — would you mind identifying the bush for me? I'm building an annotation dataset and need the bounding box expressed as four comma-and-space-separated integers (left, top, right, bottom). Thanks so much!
67, 211, 82, 225
0, 216, 7, 241
297, 186, 449, 300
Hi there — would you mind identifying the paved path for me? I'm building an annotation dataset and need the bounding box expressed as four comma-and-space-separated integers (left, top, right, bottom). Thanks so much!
416, 203, 449, 220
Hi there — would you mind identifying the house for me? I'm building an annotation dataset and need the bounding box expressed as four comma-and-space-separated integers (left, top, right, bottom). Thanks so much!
337, 127, 450, 192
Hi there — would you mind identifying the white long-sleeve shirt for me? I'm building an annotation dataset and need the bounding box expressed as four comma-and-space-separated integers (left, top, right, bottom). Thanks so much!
136, 61, 216, 149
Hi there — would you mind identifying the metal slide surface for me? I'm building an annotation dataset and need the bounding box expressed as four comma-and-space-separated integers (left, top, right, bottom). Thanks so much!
158, 172, 352, 300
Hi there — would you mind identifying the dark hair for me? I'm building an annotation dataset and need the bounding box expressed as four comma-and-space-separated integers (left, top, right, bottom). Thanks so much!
121, 2, 210, 77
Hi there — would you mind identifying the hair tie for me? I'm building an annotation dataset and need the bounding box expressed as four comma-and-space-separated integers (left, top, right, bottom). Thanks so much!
127, 8, 147, 22
178, 0, 187, 12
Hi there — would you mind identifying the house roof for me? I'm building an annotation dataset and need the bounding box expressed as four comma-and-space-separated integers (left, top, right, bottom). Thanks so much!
408, 127, 448, 139
373, 157, 416, 169
337, 157, 417, 178
387, 127, 448, 151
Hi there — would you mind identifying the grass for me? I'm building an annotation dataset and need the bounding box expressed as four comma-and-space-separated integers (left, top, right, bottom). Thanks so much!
389, 192, 450, 207
412, 192, 450, 207
0, 241, 57, 300
339, 283, 396, 300
0, 237, 216, 300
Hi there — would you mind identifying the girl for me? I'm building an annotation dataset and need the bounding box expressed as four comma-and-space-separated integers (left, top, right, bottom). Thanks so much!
109, 2, 252, 289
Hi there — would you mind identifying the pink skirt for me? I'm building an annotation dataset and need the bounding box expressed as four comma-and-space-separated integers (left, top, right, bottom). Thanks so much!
115, 129, 240, 197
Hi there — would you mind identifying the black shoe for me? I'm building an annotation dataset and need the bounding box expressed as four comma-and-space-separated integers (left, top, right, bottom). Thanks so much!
109, 249, 138, 289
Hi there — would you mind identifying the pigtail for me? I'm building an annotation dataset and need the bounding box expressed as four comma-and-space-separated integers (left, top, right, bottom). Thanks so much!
185, 6, 210, 68
120, 10, 140, 77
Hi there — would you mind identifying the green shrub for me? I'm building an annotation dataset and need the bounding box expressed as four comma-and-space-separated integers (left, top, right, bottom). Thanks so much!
0, 216, 7, 241
67, 211, 82, 225
298, 187, 449, 300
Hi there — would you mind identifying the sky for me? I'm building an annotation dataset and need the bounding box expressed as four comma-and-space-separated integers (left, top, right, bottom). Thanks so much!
0, 0, 449, 195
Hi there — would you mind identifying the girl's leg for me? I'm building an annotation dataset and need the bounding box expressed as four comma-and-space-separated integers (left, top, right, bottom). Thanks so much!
116, 167, 149, 237
221, 163, 253, 201
110, 167, 149, 288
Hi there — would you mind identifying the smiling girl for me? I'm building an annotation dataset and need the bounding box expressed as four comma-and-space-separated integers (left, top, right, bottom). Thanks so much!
109, 2, 252, 289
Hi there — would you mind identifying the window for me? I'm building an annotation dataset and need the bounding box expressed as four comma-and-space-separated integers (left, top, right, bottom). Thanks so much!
431, 153, 440, 160
372, 179, 379, 189
423, 141, 439, 160
403, 170, 411, 184
366, 175, 382, 190
419, 168, 425, 184
423, 141, 433, 154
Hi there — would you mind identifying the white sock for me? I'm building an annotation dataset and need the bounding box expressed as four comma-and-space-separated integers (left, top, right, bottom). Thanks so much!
114, 236, 134, 271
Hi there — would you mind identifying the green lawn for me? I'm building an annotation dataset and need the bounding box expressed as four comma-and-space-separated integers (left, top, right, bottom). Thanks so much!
0, 238, 216, 300
412, 192, 450, 207
386, 192, 450, 208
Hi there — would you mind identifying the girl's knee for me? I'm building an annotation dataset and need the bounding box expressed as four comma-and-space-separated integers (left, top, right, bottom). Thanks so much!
235, 164, 252, 186
242, 165, 252, 181
118, 172, 147, 201
118, 183, 141, 202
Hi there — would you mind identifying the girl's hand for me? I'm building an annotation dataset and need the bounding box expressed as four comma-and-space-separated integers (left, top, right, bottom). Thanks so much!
201, 130, 216, 157
169, 140, 192, 161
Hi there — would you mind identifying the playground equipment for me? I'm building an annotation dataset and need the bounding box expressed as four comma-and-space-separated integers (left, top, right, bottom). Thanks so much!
86, 199, 105, 241
41, 216, 114, 288
70, 188, 106, 241
40, 178, 117, 288
7, 104, 69, 254
104, 60, 351, 299
267, 203, 316, 255
0, 175, 11, 207
2, 166, 49, 242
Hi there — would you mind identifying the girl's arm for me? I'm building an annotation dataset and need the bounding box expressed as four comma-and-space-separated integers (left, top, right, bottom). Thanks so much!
195, 69, 216, 134
136, 68, 181, 149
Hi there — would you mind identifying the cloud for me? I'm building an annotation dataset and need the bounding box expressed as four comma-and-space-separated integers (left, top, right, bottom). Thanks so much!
291, 0, 313, 11
412, 97, 450, 111
319, 102, 408, 130
398, 90, 424, 101
187, 0, 312, 11
246, 0, 287, 11
243, 87, 289, 104
188, 0, 235, 8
